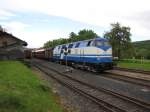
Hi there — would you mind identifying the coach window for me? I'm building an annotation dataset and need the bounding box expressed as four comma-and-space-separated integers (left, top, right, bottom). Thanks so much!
75, 43, 80, 48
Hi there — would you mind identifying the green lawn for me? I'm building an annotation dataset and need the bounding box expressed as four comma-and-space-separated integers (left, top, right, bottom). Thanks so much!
117, 61, 150, 71
0, 61, 64, 112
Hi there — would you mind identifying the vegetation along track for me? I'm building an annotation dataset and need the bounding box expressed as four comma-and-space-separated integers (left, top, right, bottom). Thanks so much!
114, 67, 150, 75
32, 60, 150, 112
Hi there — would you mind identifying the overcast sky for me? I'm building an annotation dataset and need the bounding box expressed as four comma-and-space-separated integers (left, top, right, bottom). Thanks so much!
0, 0, 150, 48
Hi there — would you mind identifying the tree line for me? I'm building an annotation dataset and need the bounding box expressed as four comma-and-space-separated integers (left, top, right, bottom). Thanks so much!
44, 29, 98, 48
44, 22, 136, 59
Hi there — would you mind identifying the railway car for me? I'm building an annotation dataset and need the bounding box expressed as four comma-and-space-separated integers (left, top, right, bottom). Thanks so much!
33, 48, 46, 59
24, 49, 32, 59
33, 48, 53, 60
45, 48, 54, 61
53, 37, 113, 71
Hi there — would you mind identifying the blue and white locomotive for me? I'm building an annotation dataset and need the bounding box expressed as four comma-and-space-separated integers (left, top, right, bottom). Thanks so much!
53, 37, 113, 71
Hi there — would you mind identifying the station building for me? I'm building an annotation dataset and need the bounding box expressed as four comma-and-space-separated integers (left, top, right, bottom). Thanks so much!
0, 30, 27, 60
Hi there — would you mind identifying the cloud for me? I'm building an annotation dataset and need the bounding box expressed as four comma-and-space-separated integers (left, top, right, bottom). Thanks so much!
16, 30, 64, 48
0, 21, 54, 48
133, 11, 150, 29
0, 0, 150, 47
1, 0, 150, 32
1, 21, 31, 33
0, 9, 16, 20
1, 0, 150, 24
0, 10, 16, 17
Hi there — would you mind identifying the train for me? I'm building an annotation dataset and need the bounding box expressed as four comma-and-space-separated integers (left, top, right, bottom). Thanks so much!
25, 37, 113, 72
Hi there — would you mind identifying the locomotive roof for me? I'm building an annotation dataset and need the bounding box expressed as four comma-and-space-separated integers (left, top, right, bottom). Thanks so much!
55, 37, 108, 47
94, 37, 108, 41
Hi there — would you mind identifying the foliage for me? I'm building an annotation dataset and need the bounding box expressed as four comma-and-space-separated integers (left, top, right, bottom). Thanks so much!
104, 22, 133, 59
44, 29, 98, 48
118, 59, 150, 64
44, 38, 68, 48
133, 40, 150, 59
117, 60, 150, 71
0, 61, 64, 112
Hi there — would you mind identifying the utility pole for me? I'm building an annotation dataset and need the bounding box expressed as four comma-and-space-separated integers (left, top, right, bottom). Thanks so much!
64, 47, 73, 72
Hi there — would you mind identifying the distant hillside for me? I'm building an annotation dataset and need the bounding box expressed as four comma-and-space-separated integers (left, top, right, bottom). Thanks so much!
133, 40, 150, 59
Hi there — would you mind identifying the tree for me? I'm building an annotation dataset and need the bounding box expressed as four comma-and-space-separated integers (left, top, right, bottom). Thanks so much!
68, 29, 98, 42
44, 29, 98, 48
104, 22, 133, 59
44, 38, 68, 48
68, 32, 77, 42
69, 32, 77, 39
44, 40, 53, 48
78, 29, 98, 41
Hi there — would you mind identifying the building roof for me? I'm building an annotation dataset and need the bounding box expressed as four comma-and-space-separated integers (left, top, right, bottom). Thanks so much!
0, 30, 27, 46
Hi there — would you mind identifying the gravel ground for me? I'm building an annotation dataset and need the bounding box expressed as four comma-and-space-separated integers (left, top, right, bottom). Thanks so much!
32, 59, 150, 104
32, 66, 107, 112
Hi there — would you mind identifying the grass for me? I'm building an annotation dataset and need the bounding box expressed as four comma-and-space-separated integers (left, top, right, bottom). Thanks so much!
0, 61, 64, 112
116, 60, 150, 71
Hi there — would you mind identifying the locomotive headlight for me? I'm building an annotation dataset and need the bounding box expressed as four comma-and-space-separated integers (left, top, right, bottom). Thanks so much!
106, 48, 112, 54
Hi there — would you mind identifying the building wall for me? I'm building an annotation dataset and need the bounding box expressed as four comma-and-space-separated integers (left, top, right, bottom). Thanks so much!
0, 35, 17, 47
0, 34, 27, 60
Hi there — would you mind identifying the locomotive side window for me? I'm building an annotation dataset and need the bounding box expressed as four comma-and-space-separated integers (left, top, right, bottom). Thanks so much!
68, 44, 73, 48
87, 41, 91, 46
62, 45, 66, 49
75, 43, 80, 48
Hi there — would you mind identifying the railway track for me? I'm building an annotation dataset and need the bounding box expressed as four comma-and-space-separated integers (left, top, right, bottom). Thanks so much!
33, 63, 124, 112
71, 66, 150, 88
103, 72, 150, 88
32, 60, 150, 112
114, 67, 150, 75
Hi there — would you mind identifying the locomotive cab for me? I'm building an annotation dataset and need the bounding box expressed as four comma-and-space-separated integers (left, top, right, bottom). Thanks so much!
93, 38, 113, 71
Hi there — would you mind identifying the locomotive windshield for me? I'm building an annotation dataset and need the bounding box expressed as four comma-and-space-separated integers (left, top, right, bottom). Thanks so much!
103, 41, 110, 46
95, 41, 110, 46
